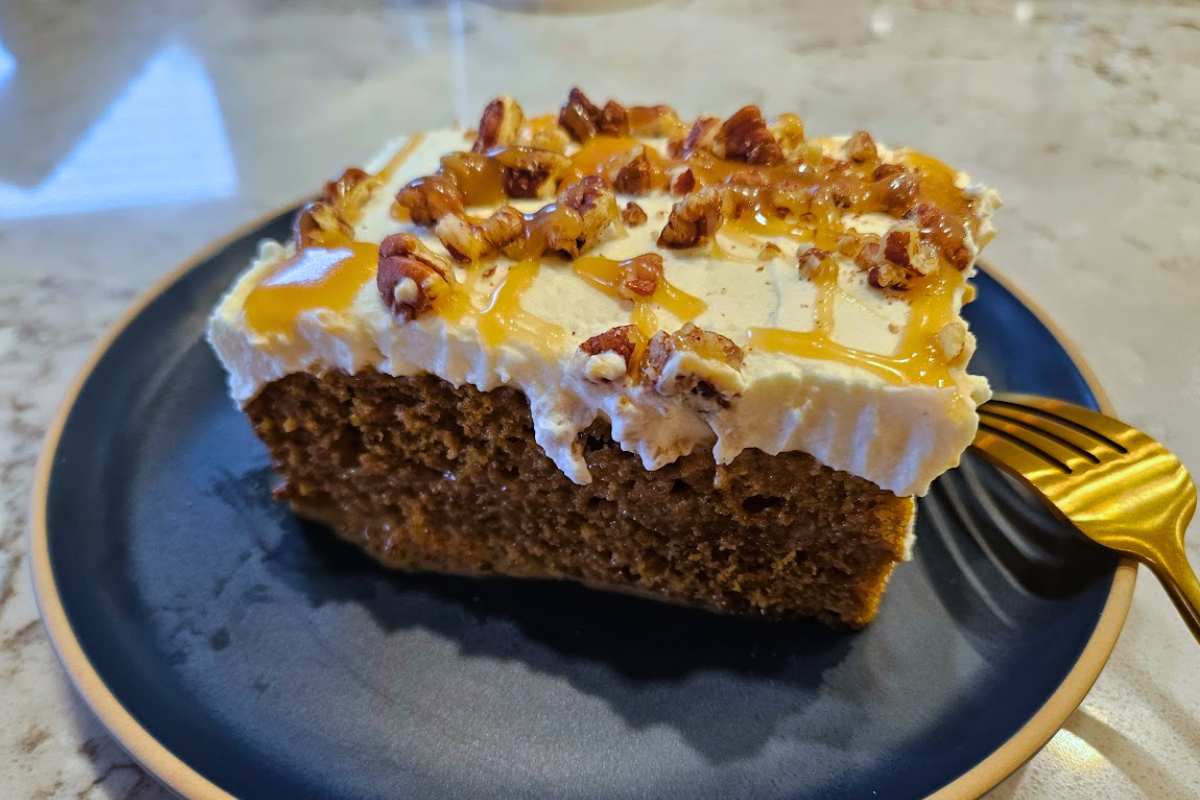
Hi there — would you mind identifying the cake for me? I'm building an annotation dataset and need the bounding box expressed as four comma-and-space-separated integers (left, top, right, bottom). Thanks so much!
207, 89, 998, 627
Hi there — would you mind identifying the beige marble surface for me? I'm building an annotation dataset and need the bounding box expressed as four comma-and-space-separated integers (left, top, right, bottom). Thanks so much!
1, 0, 1198, 797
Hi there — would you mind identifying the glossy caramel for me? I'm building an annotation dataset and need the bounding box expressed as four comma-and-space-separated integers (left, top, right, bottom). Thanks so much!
245, 243, 379, 336
571, 255, 707, 337
478, 260, 566, 348
749, 265, 964, 387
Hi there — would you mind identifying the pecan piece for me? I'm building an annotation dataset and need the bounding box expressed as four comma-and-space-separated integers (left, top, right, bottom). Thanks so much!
715, 105, 783, 165
872, 162, 919, 214
479, 205, 525, 249
598, 99, 630, 136
908, 203, 972, 270
770, 113, 807, 159
613, 150, 655, 194
558, 175, 619, 251
671, 168, 696, 195
658, 186, 724, 248
491, 146, 570, 199
293, 201, 352, 248
883, 229, 911, 267
868, 263, 910, 290
395, 175, 465, 226
621, 201, 648, 226
580, 323, 642, 373
845, 130, 878, 163
618, 253, 662, 300
472, 96, 524, 153
559, 87, 603, 142
641, 323, 745, 410
321, 167, 371, 206
680, 116, 720, 157
435, 214, 488, 262
675, 322, 744, 367
377, 233, 454, 320
797, 246, 831, 274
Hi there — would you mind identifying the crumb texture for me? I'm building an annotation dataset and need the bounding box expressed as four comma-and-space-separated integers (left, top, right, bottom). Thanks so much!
247, 370, 914, 626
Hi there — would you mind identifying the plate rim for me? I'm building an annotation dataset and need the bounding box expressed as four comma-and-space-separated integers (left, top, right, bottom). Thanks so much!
27, 202, 1138, 800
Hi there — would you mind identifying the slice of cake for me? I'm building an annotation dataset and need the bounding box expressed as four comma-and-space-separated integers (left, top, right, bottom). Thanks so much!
208, 89, 998, 626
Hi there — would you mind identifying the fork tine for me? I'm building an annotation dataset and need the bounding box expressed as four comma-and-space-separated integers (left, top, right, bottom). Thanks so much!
973, 423, 1074, 481
976, 416, 1091, 472
992, 393, 1145, 454
980, 404, 1106, 464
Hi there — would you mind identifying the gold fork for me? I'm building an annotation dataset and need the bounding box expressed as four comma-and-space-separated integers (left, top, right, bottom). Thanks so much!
971, 392, 1200, 643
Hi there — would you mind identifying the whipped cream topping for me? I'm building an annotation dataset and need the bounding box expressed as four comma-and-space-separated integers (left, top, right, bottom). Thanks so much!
208, 128, 996, 496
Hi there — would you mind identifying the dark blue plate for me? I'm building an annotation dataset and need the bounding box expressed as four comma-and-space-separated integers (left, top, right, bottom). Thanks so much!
32, 207, 1134, 800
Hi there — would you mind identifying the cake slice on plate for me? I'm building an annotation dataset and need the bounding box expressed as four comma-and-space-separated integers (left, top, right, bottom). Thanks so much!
208, 89, 998, 626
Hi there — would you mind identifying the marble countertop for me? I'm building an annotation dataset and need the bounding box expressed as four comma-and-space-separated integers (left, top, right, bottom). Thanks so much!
1, 0, 1197, 797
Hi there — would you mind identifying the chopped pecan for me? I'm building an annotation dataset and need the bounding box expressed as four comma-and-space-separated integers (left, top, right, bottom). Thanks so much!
320, 167, 371, 205
641, 323, 745, 410
472, 96, 524, 153
715, 106, 783, 165
868, 261, 910, 291
621, 201, 648, 226
671, 168, 696, 195
579, 324, 641, 370
491, 146, 570, 199
558, 175, 619, 250
797, 246, 831, 274
293, 201, 352, 248
627, 104, 686, 137
872, 162, 919, 214
435, 213, 488, 262
395, 175, 465, 225
883, 229, 911, 267
377, 233, 453, 320
854, 235, 885, 272
558, 87, 603, 141
845, 130, 878, 163
518, 119, 571, 154
770, 113, 807, 159
538, 208, 588, 258
680, 116, 720, 156
658, 186, 724, 248
598, 100, 630, 136
675, 322, 744, 367
618, 254, 662, 300
480, 205, 526, 249
908, 203, 972, 269
640, 331, 675, 386
613, 150, 655, 194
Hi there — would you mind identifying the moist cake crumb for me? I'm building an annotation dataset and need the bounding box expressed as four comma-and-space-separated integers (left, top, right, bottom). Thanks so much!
248, 370, 913, 627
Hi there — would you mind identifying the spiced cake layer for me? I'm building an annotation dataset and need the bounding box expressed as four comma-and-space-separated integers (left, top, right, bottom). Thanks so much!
209, 89, 998, 626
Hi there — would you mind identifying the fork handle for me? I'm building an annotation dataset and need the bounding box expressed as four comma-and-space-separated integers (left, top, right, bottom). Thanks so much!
1143, 543, 1200, 644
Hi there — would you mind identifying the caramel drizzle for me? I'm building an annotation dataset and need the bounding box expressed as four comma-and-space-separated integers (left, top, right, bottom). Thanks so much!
244, 136, 426, 336
571, 255, 708, 338
477, 260, 566, 348
376, 133, 427, 184
251, 125, 977, 387
749, 264, 964, 387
